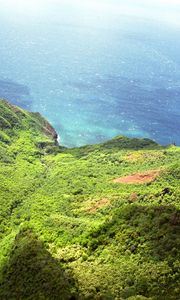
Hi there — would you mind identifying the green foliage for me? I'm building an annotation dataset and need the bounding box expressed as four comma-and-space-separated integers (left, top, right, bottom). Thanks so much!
0, 229, 76, 300
0, 99, 180, 299
0, 130, 10, 143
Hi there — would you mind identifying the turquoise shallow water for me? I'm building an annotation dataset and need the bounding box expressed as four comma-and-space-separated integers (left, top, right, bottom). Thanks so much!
0, 0, 180, 147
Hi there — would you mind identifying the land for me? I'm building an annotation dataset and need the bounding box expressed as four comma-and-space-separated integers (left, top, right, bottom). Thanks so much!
0, 99, 179, 299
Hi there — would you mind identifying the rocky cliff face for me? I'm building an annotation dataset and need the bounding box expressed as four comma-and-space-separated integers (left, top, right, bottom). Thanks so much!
30, 111, 58, 142
43, 120, 58, 141
0, 99, 58, 143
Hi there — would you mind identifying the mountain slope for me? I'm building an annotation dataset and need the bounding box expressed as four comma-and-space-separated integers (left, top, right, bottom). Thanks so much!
0, 99, 179, 300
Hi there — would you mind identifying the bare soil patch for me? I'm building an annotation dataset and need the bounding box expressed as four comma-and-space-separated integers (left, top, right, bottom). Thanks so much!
113, 170, 160, 184
86, 198, 110, 213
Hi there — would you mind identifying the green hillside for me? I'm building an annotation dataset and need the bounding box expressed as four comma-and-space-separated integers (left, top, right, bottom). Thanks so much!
0, 100, 179, 300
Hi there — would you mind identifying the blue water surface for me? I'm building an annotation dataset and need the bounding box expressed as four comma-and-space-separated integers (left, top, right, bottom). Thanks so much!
0, 0, 180, 146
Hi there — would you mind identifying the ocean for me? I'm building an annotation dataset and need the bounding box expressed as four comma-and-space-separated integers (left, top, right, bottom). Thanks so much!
0, 0, 180, 147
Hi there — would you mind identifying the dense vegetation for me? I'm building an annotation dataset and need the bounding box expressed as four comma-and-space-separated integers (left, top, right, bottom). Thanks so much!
0, 99, 179, 299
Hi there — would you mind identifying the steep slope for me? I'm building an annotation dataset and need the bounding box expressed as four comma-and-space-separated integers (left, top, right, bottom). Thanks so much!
0, 100, 179, 300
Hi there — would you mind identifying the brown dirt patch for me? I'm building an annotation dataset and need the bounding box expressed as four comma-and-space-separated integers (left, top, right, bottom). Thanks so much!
124, 152, 164, 162
113, 170, 160, 184
86, 198, 110, 213
125, 153, 142, 162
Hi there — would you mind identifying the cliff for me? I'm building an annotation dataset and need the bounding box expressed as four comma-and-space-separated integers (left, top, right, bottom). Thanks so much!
0, 99, 58, 143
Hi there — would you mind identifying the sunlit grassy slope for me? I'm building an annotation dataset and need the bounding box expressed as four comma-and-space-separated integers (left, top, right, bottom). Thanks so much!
0, 99, 179, 300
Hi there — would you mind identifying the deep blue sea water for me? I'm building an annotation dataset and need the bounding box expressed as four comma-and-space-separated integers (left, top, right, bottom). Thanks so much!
0, 0, 180, 147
